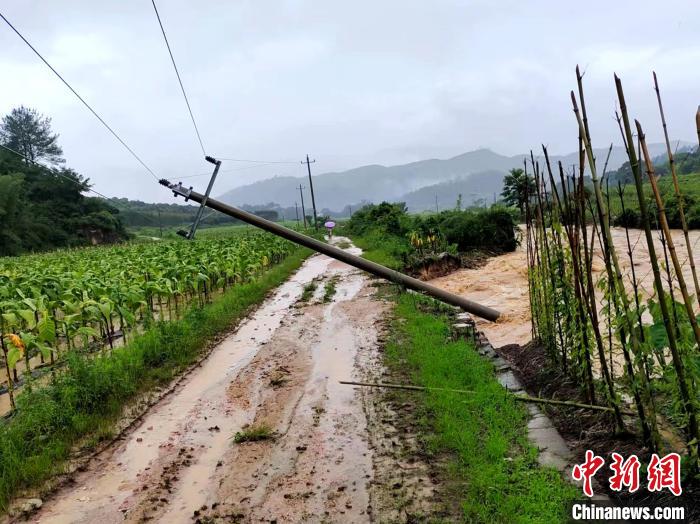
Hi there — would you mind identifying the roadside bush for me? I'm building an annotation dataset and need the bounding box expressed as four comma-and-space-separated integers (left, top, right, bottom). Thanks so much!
439, 207, 518, 252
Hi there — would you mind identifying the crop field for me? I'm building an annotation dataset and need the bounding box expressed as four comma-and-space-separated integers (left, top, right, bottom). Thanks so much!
0, 230, 295, 413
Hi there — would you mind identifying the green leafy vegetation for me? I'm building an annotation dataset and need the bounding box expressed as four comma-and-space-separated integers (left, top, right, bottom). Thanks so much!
0, 107, 128, 255
344, 201, 518, 271
0, 230, 295, 407
501, 167, 536, 215
233, 424, 274, 443
609, 173, 700, 228
322, 276, 339, 302
0, 246, 309, 510
385, 293, 577, 522
112, 199, 282, 230
300, 281, 318, 302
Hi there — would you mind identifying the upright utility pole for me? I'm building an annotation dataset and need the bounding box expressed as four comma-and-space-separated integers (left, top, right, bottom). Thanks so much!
302, 154, 318, 229
294, 201, 300, 227
435, 194, 439, 213
157, 209, 163, 238
298, 184, 307, 229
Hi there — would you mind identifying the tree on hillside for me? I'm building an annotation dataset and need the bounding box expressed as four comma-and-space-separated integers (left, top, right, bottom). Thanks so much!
501, 168, 535, 214
0, 106, 64, 165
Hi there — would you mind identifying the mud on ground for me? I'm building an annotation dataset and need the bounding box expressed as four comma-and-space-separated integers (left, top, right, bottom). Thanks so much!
17, 240, 450, 524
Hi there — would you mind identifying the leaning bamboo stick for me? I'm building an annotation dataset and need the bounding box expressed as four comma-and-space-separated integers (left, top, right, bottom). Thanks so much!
653, 72, 700, 306
616, 73, 694, 452
637, 119, 700, 350
575, 78, 657, 449
339, 381, 636, 415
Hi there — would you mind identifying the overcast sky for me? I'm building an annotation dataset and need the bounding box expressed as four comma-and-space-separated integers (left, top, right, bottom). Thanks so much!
1, 0, 699, 202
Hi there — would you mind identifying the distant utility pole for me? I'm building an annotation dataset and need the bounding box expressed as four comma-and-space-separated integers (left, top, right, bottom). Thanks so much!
435, 194, 439, 213
294, 201, 300, 227
157, 209, 163, 238
298, 184, 307, 229
302, 154, 318, 229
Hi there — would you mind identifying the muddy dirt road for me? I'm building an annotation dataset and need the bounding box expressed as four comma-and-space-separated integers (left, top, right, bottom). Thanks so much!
28, 240, 397, 523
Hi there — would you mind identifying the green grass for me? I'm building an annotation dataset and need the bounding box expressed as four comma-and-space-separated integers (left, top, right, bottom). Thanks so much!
385, 293, 577, 523
607, 172, 700, 228
351, 232, 405, 270
323, 276, 339, 302
233, 424, 274, 443
300, 281, 318, 302
0, 247, 310, 511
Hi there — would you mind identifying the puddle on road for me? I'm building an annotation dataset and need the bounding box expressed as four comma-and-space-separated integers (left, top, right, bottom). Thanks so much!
33, 238, 384, 524
34, 252, 337, 524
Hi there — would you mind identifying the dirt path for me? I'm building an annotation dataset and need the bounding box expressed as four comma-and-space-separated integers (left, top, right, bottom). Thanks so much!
26, 239, 395, 524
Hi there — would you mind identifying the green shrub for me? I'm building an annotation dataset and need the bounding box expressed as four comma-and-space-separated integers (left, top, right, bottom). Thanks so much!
439, 206, 518, 252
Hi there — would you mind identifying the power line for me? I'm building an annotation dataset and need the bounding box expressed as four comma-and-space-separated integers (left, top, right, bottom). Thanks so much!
0, 11, 158, 180
215, 157, 298, 164
178, 162, 282, 179
150, 0, 206, 157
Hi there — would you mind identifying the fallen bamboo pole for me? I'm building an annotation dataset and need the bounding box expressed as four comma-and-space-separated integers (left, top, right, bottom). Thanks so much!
339, 381, 636, 415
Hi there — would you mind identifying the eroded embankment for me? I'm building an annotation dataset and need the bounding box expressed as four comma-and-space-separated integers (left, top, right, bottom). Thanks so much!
429, 226, 700, 371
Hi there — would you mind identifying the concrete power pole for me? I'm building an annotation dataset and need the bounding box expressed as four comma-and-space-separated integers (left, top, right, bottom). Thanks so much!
302, 155, 318, 229
298, 184, 307, 229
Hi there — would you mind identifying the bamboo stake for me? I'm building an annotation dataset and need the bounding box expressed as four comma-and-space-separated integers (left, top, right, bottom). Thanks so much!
637, 120, 700, 349
574, 77, 659, 450
696, 106, 700, 148
524, 159, 537, 341
574, 143, 597, 404
550, 149, 618, 409
339, 381, 636, 415
532, 154, 557, 355
615, 75, 693, 452
653, 72, 700, 306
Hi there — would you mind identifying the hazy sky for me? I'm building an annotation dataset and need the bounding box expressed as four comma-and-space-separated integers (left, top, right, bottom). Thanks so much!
1, 0, 699, 202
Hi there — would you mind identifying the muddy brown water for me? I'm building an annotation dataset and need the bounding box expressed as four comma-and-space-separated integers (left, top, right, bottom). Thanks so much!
429, 226, 700, 377
23, 239, 397, 524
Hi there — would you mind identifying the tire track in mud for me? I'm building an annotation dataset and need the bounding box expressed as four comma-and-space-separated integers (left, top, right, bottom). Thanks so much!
27, 239, 425, 524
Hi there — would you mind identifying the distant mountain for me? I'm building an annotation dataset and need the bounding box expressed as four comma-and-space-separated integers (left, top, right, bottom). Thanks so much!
218, 144, 675, 211
400, 171, 505, 212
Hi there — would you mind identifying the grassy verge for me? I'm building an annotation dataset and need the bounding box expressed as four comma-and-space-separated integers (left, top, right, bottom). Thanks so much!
350, 232, 405, 269
385, 293, 577, 523
0, 247, 311, 510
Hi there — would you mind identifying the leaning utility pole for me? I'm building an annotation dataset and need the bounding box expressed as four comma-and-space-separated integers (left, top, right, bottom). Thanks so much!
298, 184, 307, 229
179, 155, 221, 239
302, 154, 318, 229
160, 179, 501, 321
